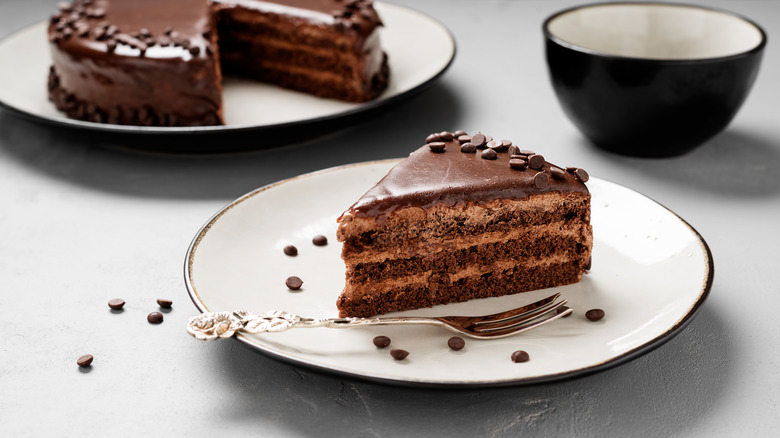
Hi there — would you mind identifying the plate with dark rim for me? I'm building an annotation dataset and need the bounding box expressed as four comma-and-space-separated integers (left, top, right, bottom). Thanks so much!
0, 3, 455, 152
184, 160, 713, 387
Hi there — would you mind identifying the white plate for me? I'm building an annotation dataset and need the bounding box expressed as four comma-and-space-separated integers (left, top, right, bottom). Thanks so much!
0, 3, 455, 149
185, 160, 713, 387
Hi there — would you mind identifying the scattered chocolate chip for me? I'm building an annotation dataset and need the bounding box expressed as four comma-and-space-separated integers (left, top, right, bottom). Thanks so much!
390, 349, 409, 360
286, 276, 303, 290
428, 141, 446, 152
460, 142, 477, 153
509, 158, 528, 170
373, 335, 391, 348
533, 172, 549, 189
157, 299, 173, 309
556, 305, 572, 317
457, 135, 471, 144
507, 145, 521, 156
550, 167, 567, 180
481, 148, 497, 160
312, 235, 328, 246
574, 168, 590, 183
147, 312, 164, 324
511, 350, 530, 363
189, 45, 200, 56
586, 308, 605, 321
501, 139, 513, 149
519, 149, 535, 155
108, 298, 125, 310
471, 133, 487, 148
452, 130, 467, 137
447, 336, 465, 351
425, 133, 440, 143
528, 154, 545, 170
77, 354, 94, 368
283, 245, 298, 256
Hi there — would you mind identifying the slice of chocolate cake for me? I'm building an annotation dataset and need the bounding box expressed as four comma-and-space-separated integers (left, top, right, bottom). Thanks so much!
336, 131, 593, 318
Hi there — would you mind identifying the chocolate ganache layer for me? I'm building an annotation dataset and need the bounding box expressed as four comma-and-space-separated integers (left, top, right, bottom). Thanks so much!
344, 131, 590, 220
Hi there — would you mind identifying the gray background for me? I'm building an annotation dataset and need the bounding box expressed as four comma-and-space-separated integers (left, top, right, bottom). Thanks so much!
1, 0, 779, 436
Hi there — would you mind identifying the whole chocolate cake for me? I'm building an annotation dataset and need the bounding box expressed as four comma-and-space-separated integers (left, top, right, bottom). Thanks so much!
47, 0, 389, 126
336, 131, 593, 318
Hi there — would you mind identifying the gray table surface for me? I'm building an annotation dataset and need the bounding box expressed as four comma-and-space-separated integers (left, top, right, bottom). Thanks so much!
2, 0, 779, 436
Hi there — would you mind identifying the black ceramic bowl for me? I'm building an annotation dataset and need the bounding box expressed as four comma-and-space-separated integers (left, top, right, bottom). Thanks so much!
544, 2, 766, 157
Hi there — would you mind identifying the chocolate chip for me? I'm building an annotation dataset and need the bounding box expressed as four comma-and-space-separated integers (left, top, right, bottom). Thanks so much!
438, 131, 454, 141
87, 8, 106, 19
481, 148, 497, 160
428, 141, 446, 152
147, 312, 164, 324
501, 139, 513, 149
574, 168, 590, 183
550, 167, 567, 180
108, 298, 125, 310
511, 350, 530, 363
157, 299, 172, 309
447, 336, 465, 351
373, 335, 391, 348
460, 143, 477, 153
425, 133, 440, 143
471, 133, 487, 148
509, 158, 528, 170
286, 276, 303, 290
283, 245, 298, 256
77, 354, 94, 368
586, 308, 605, 321
519, 149, 535, 155
533, 172, 549, 189
457, 135, 471, 144
486, 139, 505, 151
189, 45, 200, 56
507, 145, 521, 156
528, 154, 545, 170
312, 235, 328, 246
452, 130, 467, 137
390, 349, 409, 360
556, 305, 572, 317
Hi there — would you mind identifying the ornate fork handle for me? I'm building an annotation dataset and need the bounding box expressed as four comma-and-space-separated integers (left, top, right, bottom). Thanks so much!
187, 310, 429, 341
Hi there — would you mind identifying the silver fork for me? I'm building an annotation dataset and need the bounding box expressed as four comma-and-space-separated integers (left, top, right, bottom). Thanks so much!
187, 293, 571, 341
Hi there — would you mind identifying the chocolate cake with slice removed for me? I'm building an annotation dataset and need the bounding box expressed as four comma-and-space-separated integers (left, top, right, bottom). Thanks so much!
336, 131, 593, 318
47, 0, 388, 126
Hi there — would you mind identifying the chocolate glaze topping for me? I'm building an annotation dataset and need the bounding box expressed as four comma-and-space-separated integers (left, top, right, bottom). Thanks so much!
345, 131, 590, 219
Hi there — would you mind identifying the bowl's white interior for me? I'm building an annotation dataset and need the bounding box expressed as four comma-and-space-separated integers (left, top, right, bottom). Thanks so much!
547, 3, 763, 60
